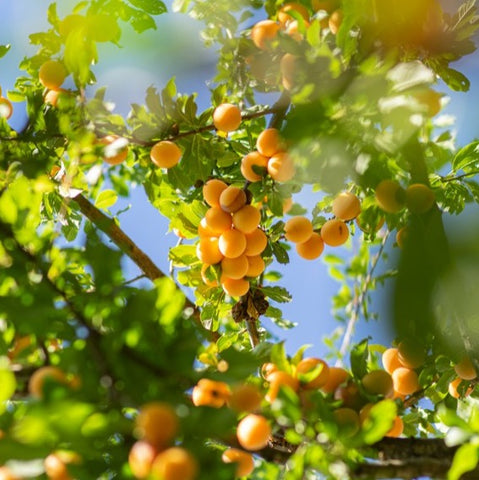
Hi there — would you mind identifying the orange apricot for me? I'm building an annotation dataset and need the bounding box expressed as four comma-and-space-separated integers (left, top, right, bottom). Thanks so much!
0, 97, 13, 120
256, 128, 284, 157
296, 232, 324, 260
44, 452, 72, 480
261, 363, 279, 380
391, 368, 420, 396
150, 447, 198, 480
361, 370, 394, 398
405, 183, 435, 214
192, 378, 231, 408
245, 255, 266, 277
375, 180, 405, 213
228, 384, 263, 413
283, 196, 293, 214
284, 216, 313, 243
236, 414, 271, 451
386, 416, 404, 437
265, 370, 299, 402
150, 141, 182, 169
448, 377, 473, 399
29, 366, 67, 398
203, 179, 228, 207
39, 60, 67, 90
321, 366, 349, 394
397, 341, 425, 369
135, 403, 178, 448
0, 467, 18, 480
382, 348, 403, 375
320, 219, 349, 246
219, 186, 247, 213
332, 192, 361, 221
44, 88, 69, 107
280, 53, 297, 91
232, 205, 261, 234
219, 229, 247, 258
278, 3, 310, 25
334, 381, 363, 410
7, 335, 32, 360
221, 277, 250, 297
213, 103, 242, 132
196, 237, 223, 265
197, 217, 217, 237
241, 151, 269, 182
454, 357, 477, 381
99, 135, 129, 165
222, 448, 255, 477
251, 20, 280, 50
244, 228, 268, 256
285, 19, 307, 41
296, 357, 330, 389
333, 408, 360, 437
267, 152, 295, 181
221, 255, 249, 280
204, 207, 233, 235
358, 403, 373, 424
396, 226, 409, 249
328, 9, 343, 34
129, 441, 158, 479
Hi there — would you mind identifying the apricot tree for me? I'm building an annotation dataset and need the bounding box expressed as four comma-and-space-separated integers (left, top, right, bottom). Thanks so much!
1, 0, 479, 479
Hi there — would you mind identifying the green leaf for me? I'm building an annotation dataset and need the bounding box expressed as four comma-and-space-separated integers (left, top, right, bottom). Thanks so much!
448, 442, 479, 480
361, 399, 397, 444
0, 44, 11, 59
260, 286, 292, 303
452, 141, 479, 171
350, 338, 369, 379
271, 342, 291, 373
0, 368, 16, 407
128, 0, 167, 15
439, 67, 470, 92
94, 190, 118, 210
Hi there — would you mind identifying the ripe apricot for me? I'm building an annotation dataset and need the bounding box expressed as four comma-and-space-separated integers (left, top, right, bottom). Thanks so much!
150, 447, 198, 480
396, 226, 409, 249
0, 467, 18, 480
200, 264, 219, 287
361, 370, 394, 397
382, 348, 402, 375
391, 367, 420, 396
197, 217, 217, 237
196, 237, 223, 265
29, 366, 67, 398
221, 255, 249, 279
222, 448, 255, 477
397, 341, 425, 369
320, 219, 349, 246
333, 408, 360, 437
99, 135, 129, 165
219, 229, 247, 258
135, 402, 178, 448
278, 3, 310, 25
44, 88, 69, 107
241, 151, 268, 182
213, 103, 242, 132
280, 53, 297, 91
244, 228, 268, 256
285, 19, 307, 41
204, 207, 233, 235
448, 377, 473, 399
236, 414, 271, 451
203, 179, 228, 207
266, 370, 299, 402
356, 211, 385, 234
261, 363, 278, 380
232, 205, 261, 234
358, 403, 373, 424
454, 357, 477, 381
332, 192, 361, 221
0, 97, 13, 120
251, 20, 280, 50
296, 357, 330, 389
228, 384, 262, 412
150, 141, 182, 169
44, 453, 72, 480
192, 378, 231, 408
284, 216, 313, 243
221, 277, 250, 297
328, 9, 343, 34
39, 60, 67, 90
219, 186, 247, 213
256, 128, 284, 157
283, 196, 293, 214
321, 366, 349, 394
334, 381, 363, 409
246, 255, 266, 277
296, 232, 324, 260
268, 152, 295, 182
129, 441, 157, 479
375, 180, 405, 213
386, 416, 404, 437
405, 183, 435, 214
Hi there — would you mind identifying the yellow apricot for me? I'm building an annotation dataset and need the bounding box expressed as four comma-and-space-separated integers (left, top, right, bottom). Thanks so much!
219, 229, 247, 258
129, 441, 157, 479
213, 103, 242, 132
361, 370, 394, 397
375, 180, 405, 213
219, 186, 247, 213
196, 237, 223, 265
251, 20, 280, 50
321, 366, 349, 394
29, 366, 67, 398
261, 363, 278, 380
448, 377, 473, 399
277, 3, 310, 26
237, 414, 271, 451
197, 217, 217, 237
296, 357, 330, 389
0, 466, 18, 480
397, 341, 425, 369
150, 141, 182, 169
241, 151, 269, 182
285, 19, 307, 41
256, 128, 284, 157
386, 416, 404, 437
332, 192, 361, 221
204, 207, 233, 235
320, 219, 349, 246
222, 448, 255, 477
296, 232, 324, 260
203, 179, 228, 207
266, 370, 299, 402
0, 97, 13, 120
44, 88, 70, 107
333, 408, 360, 437
39, 60, 67, 90
246, 255, 265, 277
267, 152, 295, 182
135, 403, 178, 448
284, 216, 313, 243
382, 348, 403, 375
328, 9, 343, 34
221, 255, 249, 279
454, 357, 477, 381
359, 403, 373, 424
280, 53, 297, 91
232, 205, 261, 234
221, 277, 250, 297
396, 226, 409, 249
44, 452, 72, 480
192, 378, 231, 408
391, 368, 420, 396
405, 183, 435, 214
283, 196, 293, 214
244, 228, 268, 256
228, 384, 263, 413
150, 447, 198, 480
414, 89, 442, 117
99, 135, 129, 166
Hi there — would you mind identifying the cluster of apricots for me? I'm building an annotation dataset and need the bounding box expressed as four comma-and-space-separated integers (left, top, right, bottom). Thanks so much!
197, 179, 267, 297
0, 85, 13, 120
129, 402, 198, 480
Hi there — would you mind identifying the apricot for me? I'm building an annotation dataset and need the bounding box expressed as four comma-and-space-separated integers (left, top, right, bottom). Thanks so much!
219, 229, 247, 258
192, 378, 231, 408
150, 447, 198, 480
382, 348, 402, 375
391, 367, 420, 396
246, 255, 266, 277
320, 219, 349, 246
150, 141, 182, 169
265, 370, 299, 402
0, 97, 13, 119
333, 408, 360, 437
356, 212, 385, 234
405, 183, 435, 214
7, 335, 32, 360
203, 179, 228, 207
448, 377, 473, 399
261, 363, 279, 380
244, 228, 268, 256
219, 186, 247, 213
232, 205, 261, 234
204, 207, 233, 235
278, 3, 310, 25
375, 180, 405, 213
386, 416, 404, 437
295, 357, 330, 389
222, 448, 255, 477
241, 151, 268, 182
236, 414, 271, 451
44, 453, 72, 480
397, 341, 425, 369
129, 441, 157, 479
280, 53, 297, 91
228, 384, 262, 412
99, 135, 129, 165
221, 277, 250, 297
268, 152, 295, 181
396, 226, 409, 249
321, 366, 349, 394
361, 370, 394, 397
454, 356, 477, 381
197, 217, 217, 237
328, 9, 343, 34
44, 88, 69, 107
283, 196, 293, 214
29, 366, 67, 398
285, 20, 307, 41
0, 467, 18, 480
196, 237, 223, 265
334, 381, 363, 409
213, 103, 242, 132
39, 60, 67, 90
256, 128, 284, 157
284, 216, 313, 243
135, 402, 178, 448
414, 89, 442, 117
251, 20, 280, 50
296, 232, 324, 260
332, 192, 361, 221
358, 403, 373, 424
221, 255, 249, 280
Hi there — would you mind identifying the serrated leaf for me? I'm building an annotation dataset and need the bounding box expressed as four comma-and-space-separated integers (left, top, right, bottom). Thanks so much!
271, 242, 289, 264
260, 286, 292, 303
94, 189, 118, 210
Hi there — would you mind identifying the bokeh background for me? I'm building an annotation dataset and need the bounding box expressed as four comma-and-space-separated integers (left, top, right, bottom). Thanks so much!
1, 0, 478, 359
